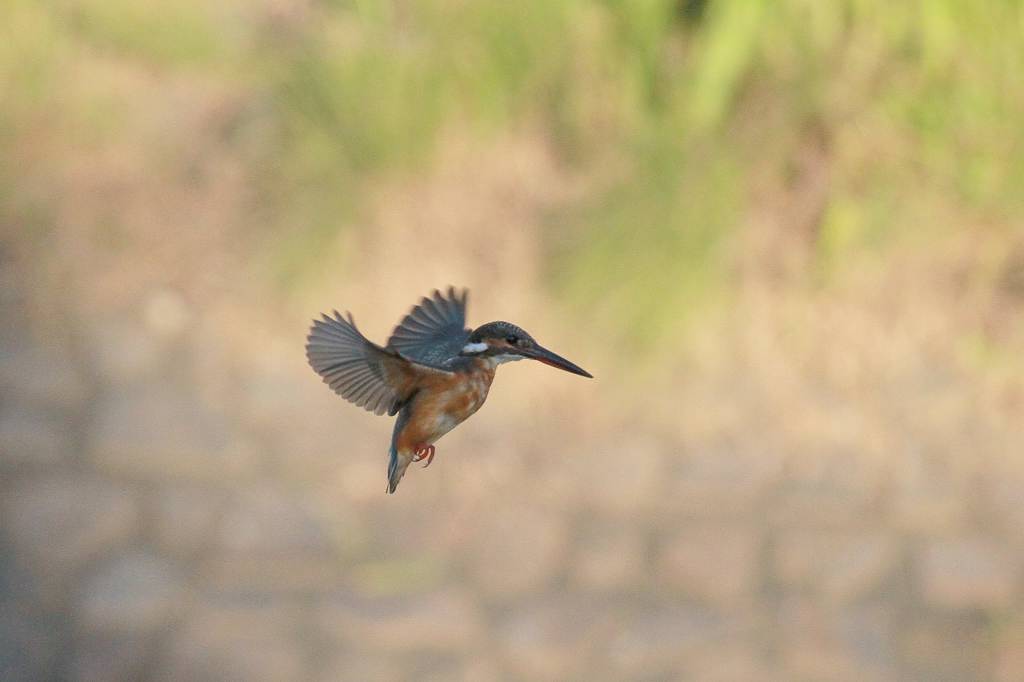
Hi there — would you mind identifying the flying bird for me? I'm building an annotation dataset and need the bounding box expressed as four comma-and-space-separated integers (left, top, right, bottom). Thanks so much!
305, 287, 592, 493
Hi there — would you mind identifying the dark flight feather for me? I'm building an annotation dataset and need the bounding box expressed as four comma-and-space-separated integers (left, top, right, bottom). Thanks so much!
306, 310, 450, 416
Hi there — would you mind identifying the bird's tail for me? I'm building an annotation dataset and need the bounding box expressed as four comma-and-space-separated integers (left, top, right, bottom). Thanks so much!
387, 445, 413, 494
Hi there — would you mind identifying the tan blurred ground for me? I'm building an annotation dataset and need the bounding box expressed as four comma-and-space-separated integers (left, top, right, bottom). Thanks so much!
4, 2, 1024, 681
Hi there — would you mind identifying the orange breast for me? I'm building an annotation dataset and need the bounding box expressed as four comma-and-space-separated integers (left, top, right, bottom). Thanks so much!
395, 364, 495, 453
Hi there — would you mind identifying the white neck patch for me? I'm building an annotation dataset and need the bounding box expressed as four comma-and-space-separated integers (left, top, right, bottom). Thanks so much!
492, 353, 523, 364
462, 341, 489, 354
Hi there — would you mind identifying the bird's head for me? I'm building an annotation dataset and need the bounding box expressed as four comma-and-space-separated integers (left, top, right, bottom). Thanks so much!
460, 321, 593, 378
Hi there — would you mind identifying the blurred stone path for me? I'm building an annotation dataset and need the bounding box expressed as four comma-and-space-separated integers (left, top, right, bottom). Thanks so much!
2, 285, 1024, 681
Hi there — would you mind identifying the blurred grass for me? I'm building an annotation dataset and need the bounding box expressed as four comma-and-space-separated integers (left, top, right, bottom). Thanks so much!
3, 0, 1023, 340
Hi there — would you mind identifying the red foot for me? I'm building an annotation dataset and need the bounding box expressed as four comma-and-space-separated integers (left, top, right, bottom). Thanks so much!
411, 444, 436, 468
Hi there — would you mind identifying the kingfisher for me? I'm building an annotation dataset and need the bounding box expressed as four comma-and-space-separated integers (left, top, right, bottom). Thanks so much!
305, 287, 592, 493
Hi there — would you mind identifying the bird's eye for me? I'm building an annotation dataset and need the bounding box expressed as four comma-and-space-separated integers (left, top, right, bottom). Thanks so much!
505, 335, 518, 344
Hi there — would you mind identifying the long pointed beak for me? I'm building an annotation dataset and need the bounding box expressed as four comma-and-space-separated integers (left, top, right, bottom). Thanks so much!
523, 344, 593, 378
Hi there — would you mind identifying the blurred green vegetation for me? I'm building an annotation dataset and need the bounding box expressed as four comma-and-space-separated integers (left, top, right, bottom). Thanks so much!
3, 0, 1023, 339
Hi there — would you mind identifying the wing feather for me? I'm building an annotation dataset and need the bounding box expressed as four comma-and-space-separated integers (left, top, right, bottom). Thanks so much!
385, 287, 471, 368
306, 310, 451, 416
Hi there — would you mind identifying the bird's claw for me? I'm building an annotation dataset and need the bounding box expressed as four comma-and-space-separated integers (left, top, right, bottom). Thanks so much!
412, 444, 436, 468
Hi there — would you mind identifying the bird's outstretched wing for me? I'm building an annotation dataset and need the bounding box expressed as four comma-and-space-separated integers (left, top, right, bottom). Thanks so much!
386, 287, 471, 368
306, 310, 451, 416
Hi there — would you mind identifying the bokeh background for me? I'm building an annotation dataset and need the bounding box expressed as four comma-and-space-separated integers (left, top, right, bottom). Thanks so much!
3, 1, 1024, 680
